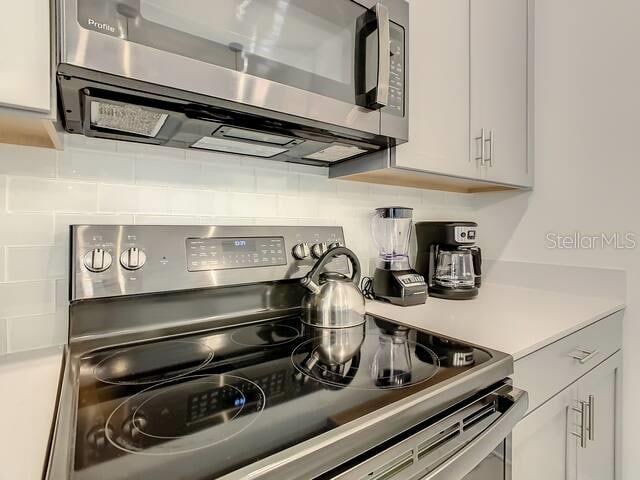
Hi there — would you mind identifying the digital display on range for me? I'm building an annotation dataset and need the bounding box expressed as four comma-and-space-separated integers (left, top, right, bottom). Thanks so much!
186, 237, 286, 272
221, 239, 256, 251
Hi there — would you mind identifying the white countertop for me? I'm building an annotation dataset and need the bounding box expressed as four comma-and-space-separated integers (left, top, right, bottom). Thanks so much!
0, 346, 63, 480
366, 283, 625, 360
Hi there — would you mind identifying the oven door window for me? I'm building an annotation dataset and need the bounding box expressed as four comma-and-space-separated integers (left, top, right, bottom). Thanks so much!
462, 441, 508, 480
78, 0, 376, 104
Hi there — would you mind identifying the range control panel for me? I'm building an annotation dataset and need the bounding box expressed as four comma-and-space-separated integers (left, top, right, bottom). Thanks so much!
71, 225, 348, 301
186, 237, 286, 272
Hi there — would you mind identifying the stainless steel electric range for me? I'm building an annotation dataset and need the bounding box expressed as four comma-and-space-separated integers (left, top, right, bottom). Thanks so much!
46, 225, 527, 480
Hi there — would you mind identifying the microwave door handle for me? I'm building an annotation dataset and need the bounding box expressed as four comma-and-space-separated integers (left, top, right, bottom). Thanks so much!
421, 387, 529, 480
356, 3, 391, 110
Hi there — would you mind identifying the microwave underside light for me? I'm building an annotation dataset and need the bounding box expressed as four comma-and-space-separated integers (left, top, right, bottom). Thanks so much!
90, 101, 168, 137
191, 136, 290, 158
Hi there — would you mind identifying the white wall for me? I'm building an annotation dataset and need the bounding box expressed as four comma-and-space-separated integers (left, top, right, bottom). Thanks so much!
0, 137, 474, 355
475, 0, 640, 477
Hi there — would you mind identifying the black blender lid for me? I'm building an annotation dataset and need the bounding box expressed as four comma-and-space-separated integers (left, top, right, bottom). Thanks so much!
374, 207, 413, 218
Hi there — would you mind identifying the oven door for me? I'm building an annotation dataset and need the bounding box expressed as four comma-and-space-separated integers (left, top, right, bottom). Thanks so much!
329, 384, 527, 480
60, 0, 408, 140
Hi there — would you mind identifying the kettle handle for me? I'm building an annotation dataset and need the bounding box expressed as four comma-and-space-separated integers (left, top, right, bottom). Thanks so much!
301, 247, 362, 292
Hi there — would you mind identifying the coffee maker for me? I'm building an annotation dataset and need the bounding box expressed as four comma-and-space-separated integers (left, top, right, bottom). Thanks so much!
415, 222, 482, 300
371, 207, 427, 306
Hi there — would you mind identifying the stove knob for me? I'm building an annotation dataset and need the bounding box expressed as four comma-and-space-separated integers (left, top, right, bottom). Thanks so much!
311, 242, 329, 259
83, 249, 113, 273
122, 414, 148, 442
328, 241, 343, 250
292, 243, 311, 260
87, 424, 114, 450
120, 247, 147, 271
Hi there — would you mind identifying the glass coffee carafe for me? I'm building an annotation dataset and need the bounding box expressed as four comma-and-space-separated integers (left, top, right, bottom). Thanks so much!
433, 248, 476, 289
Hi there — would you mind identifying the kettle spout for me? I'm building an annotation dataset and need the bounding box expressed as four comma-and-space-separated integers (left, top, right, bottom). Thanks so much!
300, 275, 321, 294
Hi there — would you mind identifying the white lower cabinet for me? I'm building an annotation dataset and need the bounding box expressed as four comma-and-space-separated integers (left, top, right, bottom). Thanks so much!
513, 383, 577, 480
575, 352, 622, 480
512, 312, 623, 480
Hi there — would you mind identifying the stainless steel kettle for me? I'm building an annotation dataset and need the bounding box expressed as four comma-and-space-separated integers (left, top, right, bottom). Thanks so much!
300, 247, 366, 328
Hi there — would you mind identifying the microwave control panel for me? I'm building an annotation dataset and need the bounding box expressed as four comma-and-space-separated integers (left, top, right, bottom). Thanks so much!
387, 23, 406, 117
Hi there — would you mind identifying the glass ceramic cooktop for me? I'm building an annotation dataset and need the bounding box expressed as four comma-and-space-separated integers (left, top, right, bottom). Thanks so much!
73, 315, 492, 480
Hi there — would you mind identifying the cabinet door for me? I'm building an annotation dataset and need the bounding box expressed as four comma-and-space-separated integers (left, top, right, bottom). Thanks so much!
512, 383, 578, 480
395, 0, 473, 178
576, 352, 622, 480
470, 0, 528, 186
1, 0, 51, 112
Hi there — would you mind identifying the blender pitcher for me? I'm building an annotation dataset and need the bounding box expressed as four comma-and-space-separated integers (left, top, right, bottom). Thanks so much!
371, 207, 413, 270
370, 207, 428, 306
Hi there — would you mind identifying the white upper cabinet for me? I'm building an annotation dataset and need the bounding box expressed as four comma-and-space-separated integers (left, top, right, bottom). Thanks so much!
395, 0, 472, 178
0, 0, 60, 149
470, 0, 529, 186
1, 0, 51, 112
393, 0, 531, 189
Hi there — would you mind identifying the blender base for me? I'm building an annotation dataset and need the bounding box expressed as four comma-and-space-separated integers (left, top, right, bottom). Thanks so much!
372, 268, 428, 306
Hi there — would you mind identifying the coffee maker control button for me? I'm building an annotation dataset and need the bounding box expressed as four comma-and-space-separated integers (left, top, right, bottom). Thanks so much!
311, 242, 328, 259
292, 243, 311, 260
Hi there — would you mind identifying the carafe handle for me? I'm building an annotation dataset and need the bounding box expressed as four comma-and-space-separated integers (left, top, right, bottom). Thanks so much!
301, 247, 362, 293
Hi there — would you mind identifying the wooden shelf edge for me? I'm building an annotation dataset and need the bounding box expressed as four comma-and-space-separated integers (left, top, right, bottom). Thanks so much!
337, 168, 528, 194
0, 115, 63, 150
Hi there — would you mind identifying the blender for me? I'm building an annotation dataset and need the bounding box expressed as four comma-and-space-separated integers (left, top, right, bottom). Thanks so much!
371, 207, 427, 306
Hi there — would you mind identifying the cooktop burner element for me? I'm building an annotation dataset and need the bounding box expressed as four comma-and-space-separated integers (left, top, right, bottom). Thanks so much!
72, 315, 492, 479
105, 374, 266, 456
292, 333, 440, 391
230, 322, 300, 347
93, 340, 215, 385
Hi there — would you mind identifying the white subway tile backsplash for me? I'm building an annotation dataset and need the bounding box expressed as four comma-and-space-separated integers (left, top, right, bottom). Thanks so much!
0, 280, 55, 318
59, 149, 135, 184
0, 213, 54, 246
8, 178, 98, 213
65, 135, 118, 153
0, 144, 57, 177
135, 215, 201, 225
0, 319, 6, 354
201, 164, 256, 192
0, 175, 6, 211
0, 137, 474, 356
7, 313, 66, 352
256, 168, 299, 195
6, 247, 67, 281
169, 189, 214, 215
299, 174, 337, 196
98, 184, 170, 214
135, 155, 202, 187
0, 247, 5, 282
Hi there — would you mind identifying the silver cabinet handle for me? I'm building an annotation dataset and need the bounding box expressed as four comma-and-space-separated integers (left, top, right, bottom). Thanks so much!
572, 400, 588, 448
587, 395, 595, 441
569, 349, 600, 364
484, 130, 494, 166
474, 128, 486, 163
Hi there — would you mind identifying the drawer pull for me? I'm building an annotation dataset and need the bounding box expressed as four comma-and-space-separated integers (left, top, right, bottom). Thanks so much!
569, 349, 599, 364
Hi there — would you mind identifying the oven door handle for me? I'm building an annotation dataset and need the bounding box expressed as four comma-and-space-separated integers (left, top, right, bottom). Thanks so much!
421, 387, 528, 480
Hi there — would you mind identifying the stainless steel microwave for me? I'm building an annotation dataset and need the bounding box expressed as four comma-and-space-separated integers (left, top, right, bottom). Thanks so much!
56, 0, 409, 166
